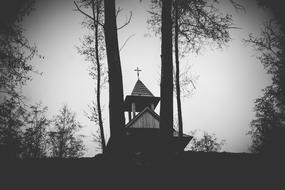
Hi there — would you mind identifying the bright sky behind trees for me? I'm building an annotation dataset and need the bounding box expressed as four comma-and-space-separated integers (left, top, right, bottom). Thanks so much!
22, 0, 273, 156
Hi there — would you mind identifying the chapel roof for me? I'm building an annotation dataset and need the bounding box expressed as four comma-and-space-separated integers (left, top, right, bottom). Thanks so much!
131, 79, 154, 97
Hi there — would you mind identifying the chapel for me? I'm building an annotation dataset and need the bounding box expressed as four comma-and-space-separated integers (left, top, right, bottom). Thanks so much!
123, 69, 192, 152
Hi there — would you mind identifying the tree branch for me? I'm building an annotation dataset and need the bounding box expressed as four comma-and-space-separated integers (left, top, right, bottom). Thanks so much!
119, 34, 135, 52
190, 79, 196, 89
74, 1, 93, 20
116, 7, 123, 17
73, 1, 104, 27
229, 0, 246, 13
117, 11, 132, 30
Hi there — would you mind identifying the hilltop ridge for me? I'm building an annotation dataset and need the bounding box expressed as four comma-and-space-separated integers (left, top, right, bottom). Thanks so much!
2, 151, 284, 189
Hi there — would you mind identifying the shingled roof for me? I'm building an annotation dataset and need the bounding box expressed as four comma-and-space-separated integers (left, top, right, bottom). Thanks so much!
131, 79, 154, 97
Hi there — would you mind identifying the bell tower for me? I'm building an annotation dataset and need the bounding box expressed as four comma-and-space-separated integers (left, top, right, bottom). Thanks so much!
123, 75, 160, 122
121, 67, 192, 152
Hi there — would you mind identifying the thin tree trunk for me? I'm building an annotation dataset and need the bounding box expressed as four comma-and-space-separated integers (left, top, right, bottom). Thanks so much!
104, 0, 125, 150
174, 0, 183, 138
160, 0, 173, 145
92, 0, 106, 153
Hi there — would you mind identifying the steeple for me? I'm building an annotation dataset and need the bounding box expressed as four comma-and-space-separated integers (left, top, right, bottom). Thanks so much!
131, 79, 154, 97
124, 78, 160, 122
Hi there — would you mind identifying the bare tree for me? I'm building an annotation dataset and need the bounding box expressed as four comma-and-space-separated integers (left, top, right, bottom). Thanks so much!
149, 0, 234, 139
74, 0, 132, 153
22, 103, 50, 158
48, 105, 85, 158
174, 0, 183, 137
0, 98, 26, 159
75, 0, 107, 153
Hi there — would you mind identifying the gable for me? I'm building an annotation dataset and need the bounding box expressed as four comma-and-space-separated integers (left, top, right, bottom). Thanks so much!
129, 111, 159, 129
126, 108, 159, 129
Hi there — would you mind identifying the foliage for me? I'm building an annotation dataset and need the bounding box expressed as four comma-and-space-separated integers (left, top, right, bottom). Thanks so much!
75, 0, 107, 153
48, 105, 85, 158
77, 34, 108, 86
0, 98, 26, 158
85, 101, 106, 153
0, 100, 53, 159
149, 0, 234, 140
85, 101, 100, 125
245, 20, 285, 154
76, 0, 107, 87
91, 128, 103, 153
148, 0, 234, 95
22, 103, 50, 158
148, 0, 233, 54
187, 130, 225, 152
172, 64, 197, 98
1, 102, 86, 158
0, 0, 42, 100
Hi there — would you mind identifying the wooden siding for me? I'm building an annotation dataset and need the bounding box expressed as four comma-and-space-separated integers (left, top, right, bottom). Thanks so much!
129, 111, 159, 129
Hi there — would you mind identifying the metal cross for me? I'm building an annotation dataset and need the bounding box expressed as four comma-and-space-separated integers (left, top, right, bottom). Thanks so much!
134, 67, 142, 79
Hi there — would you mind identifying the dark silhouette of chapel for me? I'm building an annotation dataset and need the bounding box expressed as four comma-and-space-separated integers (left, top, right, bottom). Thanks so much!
123, 72, 192, 152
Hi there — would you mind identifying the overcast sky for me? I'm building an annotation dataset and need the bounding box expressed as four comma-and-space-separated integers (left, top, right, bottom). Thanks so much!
22, 0, 273, 157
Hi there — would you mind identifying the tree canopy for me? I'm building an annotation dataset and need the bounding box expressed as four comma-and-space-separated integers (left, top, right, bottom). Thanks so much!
0, 0, 42, 101
246, 20, 285, 154
48, 105, 85, 158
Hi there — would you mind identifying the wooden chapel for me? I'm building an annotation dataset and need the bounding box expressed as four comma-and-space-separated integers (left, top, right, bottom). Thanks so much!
121, 68, 192, 152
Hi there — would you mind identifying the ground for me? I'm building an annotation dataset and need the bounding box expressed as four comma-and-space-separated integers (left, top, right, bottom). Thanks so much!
2, 151, 284, 189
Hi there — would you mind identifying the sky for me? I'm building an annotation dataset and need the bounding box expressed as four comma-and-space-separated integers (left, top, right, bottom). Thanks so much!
22, 0, 273, 157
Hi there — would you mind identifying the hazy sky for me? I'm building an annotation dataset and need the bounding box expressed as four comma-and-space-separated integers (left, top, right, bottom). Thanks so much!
22, 0, 273, 157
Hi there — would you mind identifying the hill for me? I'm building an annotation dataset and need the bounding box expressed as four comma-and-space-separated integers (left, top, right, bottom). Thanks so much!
2, 151, 284, 189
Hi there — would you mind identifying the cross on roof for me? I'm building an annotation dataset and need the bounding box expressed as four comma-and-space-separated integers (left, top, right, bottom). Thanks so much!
134, 67, 142, 79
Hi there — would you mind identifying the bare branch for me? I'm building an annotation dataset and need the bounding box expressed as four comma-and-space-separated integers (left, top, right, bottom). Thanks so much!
229, 0, 246, 13
73, 1, 104, 27
119, 34, 135, 52
117, 11, 132, 30
190, 79, 196, 89
74, 1, 93, 20
116, 7, 123, 17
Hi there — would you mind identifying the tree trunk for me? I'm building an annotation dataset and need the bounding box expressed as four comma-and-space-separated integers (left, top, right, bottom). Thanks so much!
104, 0, 125, 150
174, 0, 183, 138
92, 0, 106, 153
160, 0, 173, 146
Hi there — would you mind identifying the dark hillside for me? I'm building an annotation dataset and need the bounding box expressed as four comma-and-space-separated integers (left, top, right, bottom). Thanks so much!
2, 151, 284, 189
